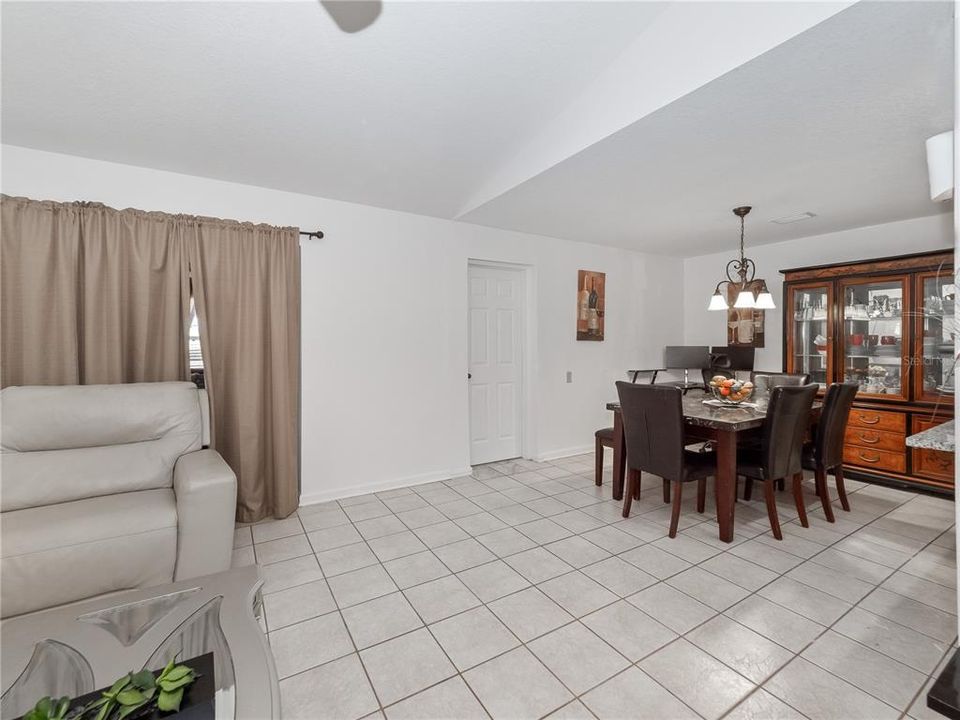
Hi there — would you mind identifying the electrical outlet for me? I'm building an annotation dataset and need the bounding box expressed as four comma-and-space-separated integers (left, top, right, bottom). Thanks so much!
566, 371, 573, 383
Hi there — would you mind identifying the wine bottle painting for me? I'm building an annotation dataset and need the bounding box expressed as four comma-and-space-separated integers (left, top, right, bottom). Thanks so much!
577, 270, 606, 341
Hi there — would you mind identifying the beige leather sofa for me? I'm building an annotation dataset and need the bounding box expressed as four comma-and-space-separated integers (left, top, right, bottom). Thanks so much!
0, 382, 237, 618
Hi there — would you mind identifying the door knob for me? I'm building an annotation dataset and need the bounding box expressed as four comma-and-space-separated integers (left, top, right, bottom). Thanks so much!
467, 373, 472, 379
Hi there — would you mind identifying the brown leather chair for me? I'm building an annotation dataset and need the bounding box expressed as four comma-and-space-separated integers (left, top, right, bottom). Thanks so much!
615, 382, 715, 537
802, 382, 858, 522
737, 384, 818, 540
743, 371, 813, 492
594, 427, 614, 486
750, 371, 811, 387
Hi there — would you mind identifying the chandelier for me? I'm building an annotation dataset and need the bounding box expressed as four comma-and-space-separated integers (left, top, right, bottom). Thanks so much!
708, 206, 775, 311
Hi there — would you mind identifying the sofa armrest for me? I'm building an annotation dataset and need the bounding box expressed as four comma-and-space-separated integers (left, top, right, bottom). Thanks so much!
173, 449, 237, 581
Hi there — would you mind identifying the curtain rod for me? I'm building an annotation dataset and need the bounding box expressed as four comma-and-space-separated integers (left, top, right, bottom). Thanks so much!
299, 230, 325, 239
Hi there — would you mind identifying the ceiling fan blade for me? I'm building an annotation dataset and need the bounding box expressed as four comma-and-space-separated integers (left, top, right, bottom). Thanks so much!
321, 1, 382, 33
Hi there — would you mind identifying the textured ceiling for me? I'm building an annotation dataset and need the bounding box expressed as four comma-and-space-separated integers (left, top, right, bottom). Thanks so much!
460, 1, 954, 254
1, 1, 664, 218
2, 1, 951, 255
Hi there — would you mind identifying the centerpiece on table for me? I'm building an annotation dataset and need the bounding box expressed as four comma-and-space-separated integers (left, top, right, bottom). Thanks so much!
18, 655, 212, 720
707, 376, 755, 406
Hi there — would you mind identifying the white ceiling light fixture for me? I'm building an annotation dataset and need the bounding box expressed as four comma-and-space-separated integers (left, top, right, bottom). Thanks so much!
770, 211, 817, 224
926, 131, 954, 202
708, 206, 776, 311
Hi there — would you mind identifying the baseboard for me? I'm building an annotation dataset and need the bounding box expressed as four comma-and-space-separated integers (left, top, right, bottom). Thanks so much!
534, 444, 594, 462
299, 466, 474, 507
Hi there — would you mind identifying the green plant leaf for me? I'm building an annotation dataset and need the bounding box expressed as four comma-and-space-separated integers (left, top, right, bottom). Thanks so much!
55, 697, 70, 719
158, 674, 195, 693
108, 675, 131, 695
130, 670, 156, 689
162, 665, 192, 683
115, 689, 146, 706
93, 700, 112, 720
115, 702, 148, 720
156, 688, 184, 713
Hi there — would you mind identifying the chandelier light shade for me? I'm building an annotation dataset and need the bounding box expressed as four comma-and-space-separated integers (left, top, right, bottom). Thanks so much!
733, 289, 756, 309
708, 291, 728, 311
754, 281, 776, 309
707, 206, 775, 312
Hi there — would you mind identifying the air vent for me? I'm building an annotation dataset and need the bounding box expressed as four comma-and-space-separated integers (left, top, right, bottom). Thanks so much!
770, 212, 816, 225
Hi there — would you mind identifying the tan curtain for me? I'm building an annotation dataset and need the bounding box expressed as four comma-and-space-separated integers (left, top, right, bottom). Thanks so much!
78, 204, 190, 384
1, 196, 83, 386
186, 219, 300, 522
1, 196, 189, 387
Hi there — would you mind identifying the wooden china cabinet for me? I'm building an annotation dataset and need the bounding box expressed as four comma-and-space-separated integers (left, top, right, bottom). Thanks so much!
782, 250, 955, 494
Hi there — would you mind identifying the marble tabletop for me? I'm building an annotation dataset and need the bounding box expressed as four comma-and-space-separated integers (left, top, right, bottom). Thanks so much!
906, 419, 955, 452
606, 389, 819, 432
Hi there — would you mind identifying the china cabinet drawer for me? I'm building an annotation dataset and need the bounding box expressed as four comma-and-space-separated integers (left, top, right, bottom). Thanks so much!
911, 416, 955, 484
913, 447, 955, 483
844, 427, 906, 452
843, 445, 907, 473
847, 409, 906, 433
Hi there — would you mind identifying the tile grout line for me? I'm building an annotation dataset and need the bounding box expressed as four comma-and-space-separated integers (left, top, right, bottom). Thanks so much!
249, 458, 955, 720
278, 461, 635, 717
716, 487, 958, 719
280, 467, 746, 719
334, 460, 593, 720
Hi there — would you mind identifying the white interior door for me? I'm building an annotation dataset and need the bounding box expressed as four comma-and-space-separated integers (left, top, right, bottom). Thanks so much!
468, 264, 523, 465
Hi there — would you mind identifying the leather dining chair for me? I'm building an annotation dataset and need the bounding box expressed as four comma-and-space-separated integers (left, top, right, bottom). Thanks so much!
615, 382, 715, 537
802, 382, 858, 523
736, 384, 818, 540
744, 371, 812, 492
594, 427, 614, 486
750, 371, 811, 387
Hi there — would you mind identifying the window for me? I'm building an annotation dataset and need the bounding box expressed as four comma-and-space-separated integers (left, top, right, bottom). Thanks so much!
188, 298, 205, 387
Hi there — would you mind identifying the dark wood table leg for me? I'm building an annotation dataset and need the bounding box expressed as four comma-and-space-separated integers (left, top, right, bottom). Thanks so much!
715, 429, 737, 543
612, 409, 625, 501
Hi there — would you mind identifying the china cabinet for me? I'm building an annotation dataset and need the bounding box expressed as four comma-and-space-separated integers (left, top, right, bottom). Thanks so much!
782, 250, 954, 493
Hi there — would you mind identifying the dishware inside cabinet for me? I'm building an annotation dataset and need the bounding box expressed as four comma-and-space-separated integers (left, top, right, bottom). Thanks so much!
840, 276, 908, 401
789, 284, 831, 388
917, 271, 956, 402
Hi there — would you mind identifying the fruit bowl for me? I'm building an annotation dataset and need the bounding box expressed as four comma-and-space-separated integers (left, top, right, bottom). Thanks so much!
707, 376, 754, 405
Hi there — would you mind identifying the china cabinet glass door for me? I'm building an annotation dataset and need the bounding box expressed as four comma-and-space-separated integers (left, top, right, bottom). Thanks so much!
916, 270, 956, 402
839, 275, 909, 400
789, 283, 832, 388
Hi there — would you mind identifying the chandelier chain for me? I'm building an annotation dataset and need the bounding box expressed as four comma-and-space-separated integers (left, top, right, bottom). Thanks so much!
739, 214, 746, 264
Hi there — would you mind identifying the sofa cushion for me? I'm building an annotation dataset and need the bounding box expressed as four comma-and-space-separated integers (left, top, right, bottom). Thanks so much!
0, 382, 202, 511
1, 489, 178, 618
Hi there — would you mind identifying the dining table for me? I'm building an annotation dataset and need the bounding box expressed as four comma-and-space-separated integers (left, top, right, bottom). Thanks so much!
606, 388, 821, 543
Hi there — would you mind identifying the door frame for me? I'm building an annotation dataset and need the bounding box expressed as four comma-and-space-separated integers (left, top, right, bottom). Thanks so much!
467, 259, 537, 463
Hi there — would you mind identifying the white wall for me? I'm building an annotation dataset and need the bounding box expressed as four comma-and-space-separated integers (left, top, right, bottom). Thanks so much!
683, 213, 953, 370
1, 145, 684, 505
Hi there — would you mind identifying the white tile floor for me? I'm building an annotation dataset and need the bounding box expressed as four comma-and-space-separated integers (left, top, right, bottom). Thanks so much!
234, 455, 957, 720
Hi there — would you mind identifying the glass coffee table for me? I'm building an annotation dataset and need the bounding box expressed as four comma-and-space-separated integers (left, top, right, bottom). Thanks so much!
0, 566, 278, 720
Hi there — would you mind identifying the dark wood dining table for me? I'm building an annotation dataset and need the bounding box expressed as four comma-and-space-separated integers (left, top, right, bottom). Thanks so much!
606, 389, 821, 543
